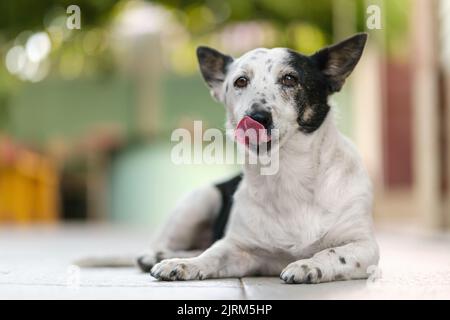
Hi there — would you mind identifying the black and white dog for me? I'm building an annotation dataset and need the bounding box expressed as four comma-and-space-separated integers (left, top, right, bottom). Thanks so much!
80, 33, 379, 284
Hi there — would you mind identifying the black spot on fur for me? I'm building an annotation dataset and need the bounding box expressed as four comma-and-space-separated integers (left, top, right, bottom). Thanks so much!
169, 269, 177, 277
339, 256, 346, 264
356, 262, 361, 268
316, 267, 322, 279
335, 274, 345, 280
260, 98, 267, 104
329, 249, 336, 254
213, 174, 243, 241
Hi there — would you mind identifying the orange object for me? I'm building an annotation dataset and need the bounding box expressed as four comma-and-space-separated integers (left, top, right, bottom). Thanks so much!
0, 138, 59, 223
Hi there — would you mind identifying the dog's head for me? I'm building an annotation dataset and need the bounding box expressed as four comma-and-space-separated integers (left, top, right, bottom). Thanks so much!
196, 33, 367, 148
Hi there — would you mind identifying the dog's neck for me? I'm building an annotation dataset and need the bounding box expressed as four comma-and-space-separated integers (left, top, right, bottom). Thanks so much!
243, 110, 339, 194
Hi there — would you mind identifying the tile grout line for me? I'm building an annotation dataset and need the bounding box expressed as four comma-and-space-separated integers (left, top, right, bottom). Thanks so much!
238, 278, 249, 300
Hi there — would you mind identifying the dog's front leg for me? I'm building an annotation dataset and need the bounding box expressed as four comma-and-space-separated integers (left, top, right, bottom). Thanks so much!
150, 239, 259, 280
280, 240, 379, 284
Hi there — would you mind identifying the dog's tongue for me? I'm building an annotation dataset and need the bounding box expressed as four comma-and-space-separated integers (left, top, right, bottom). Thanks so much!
235, 116, 271, 145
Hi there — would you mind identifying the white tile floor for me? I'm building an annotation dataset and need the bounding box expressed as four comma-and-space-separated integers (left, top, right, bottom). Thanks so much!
1, 224, 450, 300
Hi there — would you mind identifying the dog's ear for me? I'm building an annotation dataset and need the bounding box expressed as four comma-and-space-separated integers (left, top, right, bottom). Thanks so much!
197, 46, 233, 101
311, 33, 367, 93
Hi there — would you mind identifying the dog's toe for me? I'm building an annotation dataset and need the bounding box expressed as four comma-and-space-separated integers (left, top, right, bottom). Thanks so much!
150, 259, 204, 281
280, 260, 324, 284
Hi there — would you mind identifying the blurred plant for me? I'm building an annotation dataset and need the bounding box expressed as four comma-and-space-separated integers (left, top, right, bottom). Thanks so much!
0, 0, 412, 128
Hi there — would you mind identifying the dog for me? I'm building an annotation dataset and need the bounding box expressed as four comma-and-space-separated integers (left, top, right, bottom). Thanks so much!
79, 33, 379, 284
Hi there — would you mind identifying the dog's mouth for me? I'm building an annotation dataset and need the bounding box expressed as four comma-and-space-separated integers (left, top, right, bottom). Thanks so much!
235, 116, 271, 147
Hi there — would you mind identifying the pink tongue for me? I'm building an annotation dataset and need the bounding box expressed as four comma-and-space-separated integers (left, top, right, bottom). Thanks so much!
235, 116, 271, 145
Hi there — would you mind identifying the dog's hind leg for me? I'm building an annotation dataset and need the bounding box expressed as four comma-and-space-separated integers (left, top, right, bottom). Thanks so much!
137, 174, 242, 272
136, 185, 221, 271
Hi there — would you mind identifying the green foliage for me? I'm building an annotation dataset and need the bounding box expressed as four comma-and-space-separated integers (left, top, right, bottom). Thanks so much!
0, 0, 117, 38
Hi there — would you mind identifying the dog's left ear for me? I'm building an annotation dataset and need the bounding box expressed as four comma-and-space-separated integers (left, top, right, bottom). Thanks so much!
311, 33, 367, 93
197, 46, 233, 101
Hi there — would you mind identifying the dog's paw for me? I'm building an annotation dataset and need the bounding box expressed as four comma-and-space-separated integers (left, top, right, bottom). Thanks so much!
150, 258, 205, 281
280, 260, 324, 284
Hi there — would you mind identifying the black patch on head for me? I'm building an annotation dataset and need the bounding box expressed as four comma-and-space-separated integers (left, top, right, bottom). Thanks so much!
282, 33, 367, 134
260, 98, 267, 104
284, 50, 330, 134
212, 174, 243, 241
197, 46, 233, 88
339, 256, 346, 264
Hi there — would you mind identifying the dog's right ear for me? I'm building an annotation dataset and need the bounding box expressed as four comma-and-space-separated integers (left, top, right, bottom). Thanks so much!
196, 46, 233, 101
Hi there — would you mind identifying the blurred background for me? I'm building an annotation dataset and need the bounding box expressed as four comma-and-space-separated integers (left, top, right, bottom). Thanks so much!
0, 0, 449, 232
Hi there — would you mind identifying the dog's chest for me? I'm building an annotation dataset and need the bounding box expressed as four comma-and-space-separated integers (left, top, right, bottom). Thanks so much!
232, 174, 328, 256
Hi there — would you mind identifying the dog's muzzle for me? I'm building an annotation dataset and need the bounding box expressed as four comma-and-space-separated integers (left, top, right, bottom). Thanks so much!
235, 110, 272, 145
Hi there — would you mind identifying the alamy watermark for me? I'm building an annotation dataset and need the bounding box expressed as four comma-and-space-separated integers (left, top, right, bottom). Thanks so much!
170, 121, 280, 175
366, 4, 382, 30
66, 265, 81, 288
66, 5, 81, 30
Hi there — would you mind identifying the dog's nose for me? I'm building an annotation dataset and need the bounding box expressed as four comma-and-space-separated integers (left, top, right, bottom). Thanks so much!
248, 110, 272, 129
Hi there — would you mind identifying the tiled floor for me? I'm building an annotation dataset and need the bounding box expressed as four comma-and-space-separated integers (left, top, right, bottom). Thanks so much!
1, 224, 450, 299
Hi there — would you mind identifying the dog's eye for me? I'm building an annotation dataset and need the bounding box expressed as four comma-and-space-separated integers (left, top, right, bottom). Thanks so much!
234, 76, 249, 88
281, 74, 298, 87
